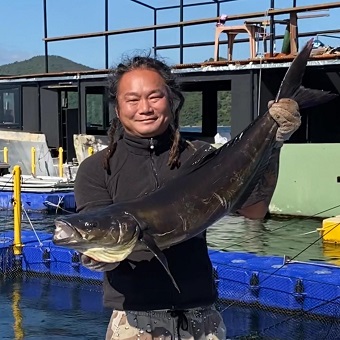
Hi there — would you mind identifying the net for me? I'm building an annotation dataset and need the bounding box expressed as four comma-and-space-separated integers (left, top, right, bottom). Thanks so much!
1, 211, 340, 339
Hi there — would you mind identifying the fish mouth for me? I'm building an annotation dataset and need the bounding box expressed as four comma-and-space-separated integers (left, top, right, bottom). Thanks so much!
53, 219, 83, 245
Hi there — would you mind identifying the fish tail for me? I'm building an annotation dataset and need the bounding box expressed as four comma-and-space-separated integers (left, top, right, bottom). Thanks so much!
290, 86, 338, 110
275, 38, 338, 109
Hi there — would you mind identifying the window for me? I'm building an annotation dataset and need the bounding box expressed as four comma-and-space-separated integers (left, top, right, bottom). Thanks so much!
0, 88, 20, 128
217, 90, 231, 124
86, 93, 104, 128
180, 91, 203, 133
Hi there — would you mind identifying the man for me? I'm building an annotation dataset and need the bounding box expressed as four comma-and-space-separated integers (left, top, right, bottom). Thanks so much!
75, 55, 301, 340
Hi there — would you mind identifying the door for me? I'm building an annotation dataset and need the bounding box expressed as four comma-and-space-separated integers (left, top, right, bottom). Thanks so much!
59, 89, 79, 162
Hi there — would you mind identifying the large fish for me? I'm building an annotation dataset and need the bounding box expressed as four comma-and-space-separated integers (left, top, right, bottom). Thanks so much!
53, 39, 337, 291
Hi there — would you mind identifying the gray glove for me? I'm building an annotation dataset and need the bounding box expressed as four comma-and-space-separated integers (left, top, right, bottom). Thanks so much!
80, 254, 119, 272
268, 98, 301, 146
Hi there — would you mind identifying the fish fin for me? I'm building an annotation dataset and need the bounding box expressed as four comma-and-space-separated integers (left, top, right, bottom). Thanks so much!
292, 86, 338, 110
276, 38, 338, 107
140, 231, 181, 293
275, 39, 314, 101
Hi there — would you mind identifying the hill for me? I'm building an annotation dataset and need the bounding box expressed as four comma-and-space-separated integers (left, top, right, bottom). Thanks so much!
0, 55, 94, 76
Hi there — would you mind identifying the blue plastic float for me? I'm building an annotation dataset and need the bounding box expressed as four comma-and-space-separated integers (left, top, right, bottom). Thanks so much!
1, 231, 340, 320
0, 191, 76, 212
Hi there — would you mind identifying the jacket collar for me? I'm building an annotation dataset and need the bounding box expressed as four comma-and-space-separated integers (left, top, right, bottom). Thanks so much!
122, 128, 173, 156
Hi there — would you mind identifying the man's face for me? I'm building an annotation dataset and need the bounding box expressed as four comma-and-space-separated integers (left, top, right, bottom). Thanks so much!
116, 68, 172, 138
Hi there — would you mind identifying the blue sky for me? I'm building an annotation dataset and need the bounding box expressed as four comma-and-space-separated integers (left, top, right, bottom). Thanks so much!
1, 0, 339, 69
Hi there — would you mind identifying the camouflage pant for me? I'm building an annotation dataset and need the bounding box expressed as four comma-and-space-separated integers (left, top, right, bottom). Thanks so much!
106, 306, 226, 340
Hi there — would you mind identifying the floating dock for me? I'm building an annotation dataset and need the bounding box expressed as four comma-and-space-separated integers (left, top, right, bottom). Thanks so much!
1, 230, 339, 320
0, 191, 75, 212
0, 174, 75, 212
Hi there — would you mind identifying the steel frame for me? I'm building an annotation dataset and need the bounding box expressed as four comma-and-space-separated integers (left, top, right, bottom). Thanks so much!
41, 1, 340, 72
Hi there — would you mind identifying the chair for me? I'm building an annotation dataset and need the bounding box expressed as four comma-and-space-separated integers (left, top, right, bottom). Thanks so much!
213, 23, 266, 61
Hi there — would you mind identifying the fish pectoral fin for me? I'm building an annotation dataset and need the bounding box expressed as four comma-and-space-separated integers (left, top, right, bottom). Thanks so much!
140, 231, 181, 293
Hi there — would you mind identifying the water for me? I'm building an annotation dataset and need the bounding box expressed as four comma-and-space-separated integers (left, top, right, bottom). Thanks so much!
181, 126, 231, 131
0, 275, 110, 340
181, 126, 231, 134
1, 211, 340, 339
207, 215, 337, 265
1, 275, 340, 340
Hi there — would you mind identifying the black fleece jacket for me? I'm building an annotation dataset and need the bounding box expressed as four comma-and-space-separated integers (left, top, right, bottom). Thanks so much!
74, 130, 218, 311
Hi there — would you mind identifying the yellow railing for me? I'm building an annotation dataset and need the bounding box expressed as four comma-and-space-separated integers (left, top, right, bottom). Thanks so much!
31, 147, 36, 176
3, 146, 8, 163
58, 147, 63, 177
12, 165, 22, 257
1, 145, 96, 178
2, 146, 67, 178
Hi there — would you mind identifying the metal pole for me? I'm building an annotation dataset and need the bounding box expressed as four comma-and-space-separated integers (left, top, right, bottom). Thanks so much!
270, 0, 275, 56
88, 146, 94, 156
43, 0, 49, 72
58, 147, 64, 177
43, 3, 340, 42
105, 0, 109, 69
179, 0, 184, 64
37, 83, 42, 132
293, 0, 298, 50
154, 9, 157, 58
13, 165, 22, 258
156, 0, 232, 11
31, 147, 36, 176
3, 147, 8, 163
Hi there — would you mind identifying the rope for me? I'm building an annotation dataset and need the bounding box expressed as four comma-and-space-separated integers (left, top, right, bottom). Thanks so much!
211, 203, 340, 253
220, 220, 340, 313
21, 205, 43, 247
0, 174, 14, 192
44, 197, 74, 214
253, 9, 271, 117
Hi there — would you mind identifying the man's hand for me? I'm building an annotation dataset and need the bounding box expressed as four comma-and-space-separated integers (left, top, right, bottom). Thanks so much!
268, 98, 301, 146
80, 254, 119, 272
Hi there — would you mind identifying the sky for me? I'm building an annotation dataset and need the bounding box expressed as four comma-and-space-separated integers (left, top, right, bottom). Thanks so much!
0, 0, 339, 69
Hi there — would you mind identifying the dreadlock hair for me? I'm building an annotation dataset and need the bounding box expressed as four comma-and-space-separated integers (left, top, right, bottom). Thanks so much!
103, 52, 185, 175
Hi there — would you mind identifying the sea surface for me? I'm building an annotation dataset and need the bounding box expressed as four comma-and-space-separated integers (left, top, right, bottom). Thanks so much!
1, 211, 340, 340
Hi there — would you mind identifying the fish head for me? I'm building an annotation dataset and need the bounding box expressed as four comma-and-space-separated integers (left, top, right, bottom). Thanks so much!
53, 208, 141, 263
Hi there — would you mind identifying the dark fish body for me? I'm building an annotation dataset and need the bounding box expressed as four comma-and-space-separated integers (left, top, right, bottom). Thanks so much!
53, 39, 337, 291
53, 109, 278, 259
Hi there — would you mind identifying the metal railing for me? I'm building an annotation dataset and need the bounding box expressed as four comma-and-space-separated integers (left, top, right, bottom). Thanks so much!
41, 1, 340, 69
2, 146, 66, 178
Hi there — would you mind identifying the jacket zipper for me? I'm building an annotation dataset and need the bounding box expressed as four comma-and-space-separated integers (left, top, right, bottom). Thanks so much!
149, 138, 160, 189
150, 138, 176, 302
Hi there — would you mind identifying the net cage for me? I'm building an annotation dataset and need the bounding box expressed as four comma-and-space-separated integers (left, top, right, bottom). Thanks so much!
1, 215, 340, 339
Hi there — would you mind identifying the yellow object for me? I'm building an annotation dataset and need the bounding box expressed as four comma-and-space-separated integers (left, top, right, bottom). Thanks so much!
31, 147, 36, 176
318, 216, 340, 243
13, 165, 22, 256
3, 146, 8, 163
322, 243, 340, 266
88, 146, 94, 156
58, 147, 63, 178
